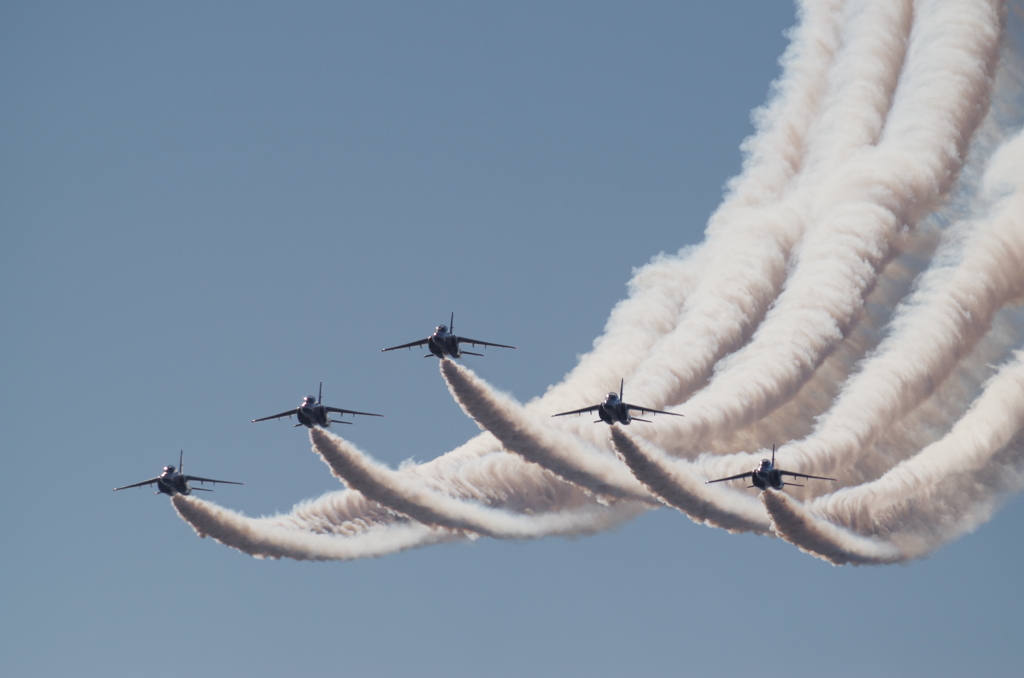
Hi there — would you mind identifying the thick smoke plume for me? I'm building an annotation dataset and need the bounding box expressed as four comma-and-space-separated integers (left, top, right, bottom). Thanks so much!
176, 0, 1024, 565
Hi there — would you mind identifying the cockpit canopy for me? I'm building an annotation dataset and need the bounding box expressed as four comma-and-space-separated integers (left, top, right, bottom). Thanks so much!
163, 465, 176, 474
759, 458, 772, 469
436, 325, 448, 334
303, 396, 317, 404
606, 392, 619, 400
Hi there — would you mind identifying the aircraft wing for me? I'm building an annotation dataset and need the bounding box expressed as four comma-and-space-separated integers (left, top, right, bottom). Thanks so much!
551, 404, 601, 417
185, 475, 244, 486
381, 338, 429, 352
455, 336, 517, 350
113, 477, 160, 491
705, 472, 753, 485
252, 408, 299, 423
779, 469, 836, 482
623, 402, 683, 418
324, 406, 384, 418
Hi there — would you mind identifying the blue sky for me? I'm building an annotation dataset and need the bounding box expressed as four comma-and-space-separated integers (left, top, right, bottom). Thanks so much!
3, 2, 1023, 677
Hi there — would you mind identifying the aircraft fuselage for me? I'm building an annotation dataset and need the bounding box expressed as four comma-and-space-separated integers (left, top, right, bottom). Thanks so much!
155, 469, 191, 496
598, 395, 631, 425
427, 328, 461, 359
297, 403, 331, 428
751, 460, 785, 490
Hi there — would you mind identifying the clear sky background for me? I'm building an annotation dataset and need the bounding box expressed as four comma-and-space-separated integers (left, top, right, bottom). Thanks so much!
2, 2, 1023, 677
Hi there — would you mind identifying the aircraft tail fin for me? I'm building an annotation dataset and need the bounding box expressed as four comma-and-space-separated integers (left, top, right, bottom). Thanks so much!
319, 380, 323, 404
771, 443, 776, 466
179, 449, 184, 475
620, 378, 624, 400
450, 311, 454, 333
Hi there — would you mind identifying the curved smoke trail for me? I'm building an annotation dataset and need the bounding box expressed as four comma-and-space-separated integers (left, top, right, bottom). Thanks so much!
176, 0, 1024, 564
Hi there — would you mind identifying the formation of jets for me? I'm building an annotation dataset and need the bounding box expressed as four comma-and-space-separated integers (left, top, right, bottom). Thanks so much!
114, 314, 834, 500
114, 313, 510, 497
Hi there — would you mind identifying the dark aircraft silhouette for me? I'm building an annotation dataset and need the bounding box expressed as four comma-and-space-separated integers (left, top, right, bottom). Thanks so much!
252, 381, 383, 429
113, 450, 243, 496
551, 379, 683, 425
704, 445, 836, 490
381, 312, 516, 359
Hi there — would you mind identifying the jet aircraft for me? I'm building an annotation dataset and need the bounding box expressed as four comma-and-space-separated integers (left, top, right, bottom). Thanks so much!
704, 445, 836, 490
381, 312, 516, 359
551, 379, 683, 425
252, 381, 383, 429
113, 450, 243, 496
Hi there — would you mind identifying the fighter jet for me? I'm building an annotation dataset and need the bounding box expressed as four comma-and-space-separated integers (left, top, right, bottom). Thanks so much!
381, 312, 516, 359
113, 450, 243, 496
551, 379, 683, 425
252, 381, 383, 429
704, 445, 836, 490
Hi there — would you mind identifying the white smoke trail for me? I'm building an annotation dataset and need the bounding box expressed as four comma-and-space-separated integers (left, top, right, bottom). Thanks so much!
174, 0, 1024, 565
542, 0, 920, 468
607, 132, 1024, 540
713, 231, 941, 453
760, 491, 905, 565
309, 427, 644, 539
725, 0, 845, 207
173, 493, 458, 561
549, 0, 1014, 532
768, 160, 1024, 485
608, 427, 771, 533
640, 0, 1003, 458
692, 132, 1024, 557
538, 0, 847, 423
440, 360, 655, 502
763, 350, 1024, 564
608, 0, 920, 425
